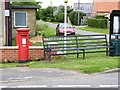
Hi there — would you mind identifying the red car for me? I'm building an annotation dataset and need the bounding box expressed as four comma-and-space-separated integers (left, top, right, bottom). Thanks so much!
56, 23, 75, 36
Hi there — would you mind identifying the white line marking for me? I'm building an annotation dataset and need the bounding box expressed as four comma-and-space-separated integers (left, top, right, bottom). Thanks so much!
17, 85, 47, 88
0, 86, 7, 88
53, 85, 91, 88
100, 85, 118, 88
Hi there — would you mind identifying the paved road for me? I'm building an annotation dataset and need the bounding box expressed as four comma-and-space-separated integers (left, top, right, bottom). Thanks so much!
45, 22, 110, 41
45, 22, 102, 35
0, 67, 119, 88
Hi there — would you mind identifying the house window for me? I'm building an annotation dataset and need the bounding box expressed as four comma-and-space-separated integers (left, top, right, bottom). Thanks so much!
14, 12, 27, 27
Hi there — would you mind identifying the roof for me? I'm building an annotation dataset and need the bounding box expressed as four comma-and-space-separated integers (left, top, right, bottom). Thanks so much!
95, 2, 119, 13
12, 6, 39, 9
94, 0, 120, 2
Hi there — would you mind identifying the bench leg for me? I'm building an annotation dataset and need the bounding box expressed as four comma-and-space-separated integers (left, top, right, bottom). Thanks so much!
48, 51, 51, 61
83, 50, 85, 59
106, 48, 108, 56
77, 53, 79, 58
44, 51, 48, 60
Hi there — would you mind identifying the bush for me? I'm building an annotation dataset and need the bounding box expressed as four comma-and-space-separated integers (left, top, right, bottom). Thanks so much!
88, 18, 107, 28
88, 15, 108, 28
69, 11, 86, 25
36, 21, 48, 35
12, 37, 16, 46
94, 15, 108, 19
55, 13, 64, 22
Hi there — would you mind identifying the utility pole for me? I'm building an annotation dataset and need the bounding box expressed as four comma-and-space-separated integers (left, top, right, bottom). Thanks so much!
64, 0, 67, 37
64, 0, 68, 55
78, 0, 80, 26
50, 0, 52, 7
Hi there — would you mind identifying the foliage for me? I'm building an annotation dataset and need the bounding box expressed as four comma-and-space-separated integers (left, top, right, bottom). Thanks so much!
36, 21, 55, 36
36, 20, 48, 35
12, 37, 16, 46
40, 5, 73, 22
40, 6, 55, 22
12, 0, 40, 6
88, 18, 107, 28
53, 5, 73, 17
88, 15, 108, 29
31, 42, 43, 46
36, 8, 42, 20
12, 1, 41, 20
94, 15, 108, 19
69, 11, 86, 25
55, 13, 64, 22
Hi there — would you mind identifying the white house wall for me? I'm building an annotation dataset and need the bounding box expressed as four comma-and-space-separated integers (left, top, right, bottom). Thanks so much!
0, 2, 5, 46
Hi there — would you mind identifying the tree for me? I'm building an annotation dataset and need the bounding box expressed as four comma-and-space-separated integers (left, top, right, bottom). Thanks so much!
53, 5, 73, 22
53, 5, 73, 17
69, 11, 86, 25
40, 6, 56, 22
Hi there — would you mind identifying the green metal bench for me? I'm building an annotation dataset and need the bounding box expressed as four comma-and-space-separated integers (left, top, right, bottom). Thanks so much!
43, 34, 113, 61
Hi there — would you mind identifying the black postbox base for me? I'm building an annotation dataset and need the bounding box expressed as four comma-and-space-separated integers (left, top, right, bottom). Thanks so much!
18, 60, 29, 63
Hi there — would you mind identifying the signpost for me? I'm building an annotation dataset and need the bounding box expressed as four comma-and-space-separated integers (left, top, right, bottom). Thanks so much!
74, 2, 93, 25
74, 3, 93, 14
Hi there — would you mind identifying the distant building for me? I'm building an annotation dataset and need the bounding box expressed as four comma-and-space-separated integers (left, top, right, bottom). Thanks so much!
92, 0, 120, 16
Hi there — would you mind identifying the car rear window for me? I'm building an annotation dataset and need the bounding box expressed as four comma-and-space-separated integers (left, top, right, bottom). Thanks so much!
59, 23, 72, 28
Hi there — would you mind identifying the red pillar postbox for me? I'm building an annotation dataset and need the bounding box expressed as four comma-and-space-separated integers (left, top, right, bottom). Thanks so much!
16, 28, 30, 63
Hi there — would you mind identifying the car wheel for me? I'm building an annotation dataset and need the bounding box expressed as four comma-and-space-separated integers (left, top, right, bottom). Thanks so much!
73, 33, 75, 35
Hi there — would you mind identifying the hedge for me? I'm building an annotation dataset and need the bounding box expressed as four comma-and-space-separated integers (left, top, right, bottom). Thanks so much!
55, 13, 64, 22
69, 11, 86, 25
88, 18, 107, 28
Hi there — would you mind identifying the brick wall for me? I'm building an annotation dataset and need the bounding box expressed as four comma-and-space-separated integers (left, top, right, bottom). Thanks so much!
0, 46, 44, 62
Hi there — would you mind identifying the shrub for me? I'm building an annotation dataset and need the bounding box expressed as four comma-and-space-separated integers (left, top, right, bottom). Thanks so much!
36, 21, 48, 35
55, 13, 64, 22
88, 15, 108, 28
12, 37, 16, 46
88, 18, 107, 28
94, 15, 108, 19
69, 11, 86, 25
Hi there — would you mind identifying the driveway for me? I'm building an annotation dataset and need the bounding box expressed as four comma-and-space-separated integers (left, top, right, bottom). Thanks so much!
0, 67, 119, 88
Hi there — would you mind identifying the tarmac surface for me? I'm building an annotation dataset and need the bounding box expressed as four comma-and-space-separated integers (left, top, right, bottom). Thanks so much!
0, 67, 119, 88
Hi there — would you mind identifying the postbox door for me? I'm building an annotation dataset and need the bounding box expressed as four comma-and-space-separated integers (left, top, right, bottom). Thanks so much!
20, 35, 29, 60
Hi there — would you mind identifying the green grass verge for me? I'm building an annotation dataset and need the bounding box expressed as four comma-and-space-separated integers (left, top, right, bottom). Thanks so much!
78, 26, 109, 34
0, 53, 119, 74
43, 27, 56, 36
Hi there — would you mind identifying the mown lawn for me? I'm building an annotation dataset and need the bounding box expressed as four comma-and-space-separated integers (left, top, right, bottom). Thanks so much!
0, 53, 119, 74
43, 27, 56, 36
78, 26, 109, 34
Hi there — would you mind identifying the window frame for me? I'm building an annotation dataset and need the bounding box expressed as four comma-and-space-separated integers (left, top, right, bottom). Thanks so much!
14, 11, 27, 27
